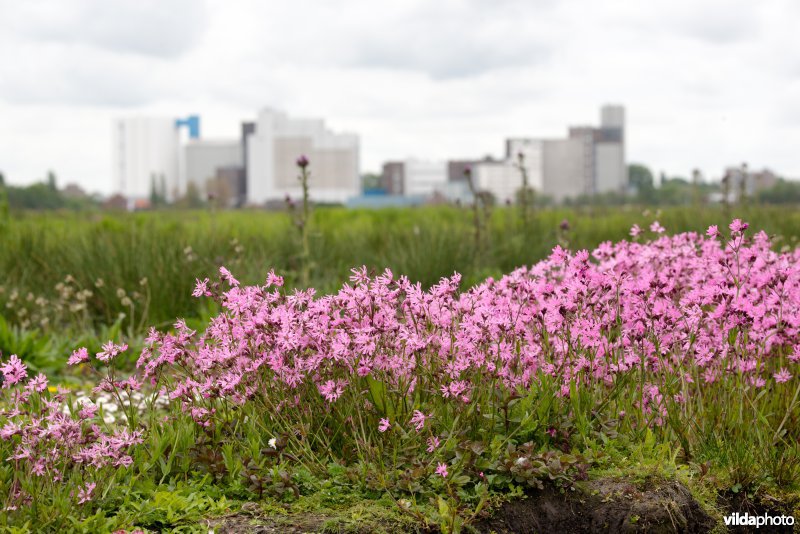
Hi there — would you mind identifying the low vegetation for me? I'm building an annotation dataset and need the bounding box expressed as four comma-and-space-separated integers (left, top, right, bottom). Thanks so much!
1, 218, 799, 531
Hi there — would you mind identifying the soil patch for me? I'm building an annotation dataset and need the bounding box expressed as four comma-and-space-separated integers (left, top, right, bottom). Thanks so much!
475, 479, 715, 534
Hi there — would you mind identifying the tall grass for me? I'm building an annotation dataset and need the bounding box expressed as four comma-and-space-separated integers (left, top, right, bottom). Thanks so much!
2, 205, 800, 334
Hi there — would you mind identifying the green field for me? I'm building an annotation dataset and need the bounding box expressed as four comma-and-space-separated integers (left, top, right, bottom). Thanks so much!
3, 205, 800, 334
2, 205, 800, 532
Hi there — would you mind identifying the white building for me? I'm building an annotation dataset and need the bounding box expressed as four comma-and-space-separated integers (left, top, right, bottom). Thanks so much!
403, 160, 448, 196
492, 105, 626, 203
542, 138, 587, 202
471, 138, 546, 203
246, 108, 359, 204
380, 159, 450, 198
112, 117, 179, 205
595, 105, 626, 195
183, 139, 243, 198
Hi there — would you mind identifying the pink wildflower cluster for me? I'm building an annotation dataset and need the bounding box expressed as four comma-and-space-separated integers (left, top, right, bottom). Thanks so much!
136, 220, 799, 435
0, 358, 142, 511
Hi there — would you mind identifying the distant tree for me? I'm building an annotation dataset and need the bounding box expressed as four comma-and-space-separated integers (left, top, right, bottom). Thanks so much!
7, 183, 64, 209
159, 174, 168, 204
0, 171, 5, 187
658, 178, 693, 205
0, 185, 9, 225
628, 164, 656, 203
514, 151, 535, 225
758, 179, 800, 204
149, 174, 169, 207
186, 182, 204, 208
738, 162, 749, 205
46, 170, 57, 192
149, 174, 160, 207
628, 164, 653, 190
174, 182, 205, 209
691, 169, 703, 206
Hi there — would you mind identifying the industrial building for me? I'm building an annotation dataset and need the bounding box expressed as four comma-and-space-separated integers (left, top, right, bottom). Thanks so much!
246, 108, 360, 205
183, 139, 243, 204
112, 117, 185, 206
468, 105, 626, 203
113, 104, 623, 208
380, 160, 448, 197
112, 109, 359, 208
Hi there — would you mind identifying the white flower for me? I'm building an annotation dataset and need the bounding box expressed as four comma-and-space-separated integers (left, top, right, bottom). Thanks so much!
268, 437, 277, 449
100, 402, 118, 413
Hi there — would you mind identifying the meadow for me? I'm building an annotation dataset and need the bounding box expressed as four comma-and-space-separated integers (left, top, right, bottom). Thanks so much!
1, 205, 800, 532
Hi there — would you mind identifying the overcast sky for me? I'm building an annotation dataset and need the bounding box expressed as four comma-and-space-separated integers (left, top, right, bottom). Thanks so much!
0, 0, 798, 194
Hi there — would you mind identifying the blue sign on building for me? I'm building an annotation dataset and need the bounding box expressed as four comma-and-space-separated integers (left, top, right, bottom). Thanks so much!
175, 115, 201, 139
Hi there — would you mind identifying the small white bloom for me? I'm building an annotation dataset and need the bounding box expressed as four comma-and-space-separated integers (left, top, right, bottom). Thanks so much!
515, 457, 527, 466
268, 437, 277, 449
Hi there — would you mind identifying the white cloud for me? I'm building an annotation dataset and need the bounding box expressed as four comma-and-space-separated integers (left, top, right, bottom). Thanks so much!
0, 0, 798, 194
0, 0, 207, 58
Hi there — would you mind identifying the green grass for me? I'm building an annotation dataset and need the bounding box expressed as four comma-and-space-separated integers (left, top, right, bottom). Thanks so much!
3, 204, 800, 531
3, 204, 800, 339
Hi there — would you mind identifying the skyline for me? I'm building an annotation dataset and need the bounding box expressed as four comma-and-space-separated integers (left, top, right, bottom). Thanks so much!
1, 0, 799, 194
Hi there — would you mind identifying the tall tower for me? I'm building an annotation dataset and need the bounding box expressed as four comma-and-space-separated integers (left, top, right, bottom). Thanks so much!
595, 105, 626, 193
601, 105, 625, 130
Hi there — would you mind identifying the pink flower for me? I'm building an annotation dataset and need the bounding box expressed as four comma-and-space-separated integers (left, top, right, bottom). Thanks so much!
650, 221, 665, 234
426, 436, 440, 453
629, 224, 642, 237
68, 347, 90, 366
265, 270, 284, 288
410, 410, 429, 432
774, 368, 793, 383
192, 278, 211, 298
0, 422, 21, 440
32, 459, 46, 476
749, 376, 766, 388
114, 455, 134, 468
96, 342, 128, 363
378, 418, 391, 433
77, 482, 96, 504
706, 225, 720, 239
26, 373, 48, 392
551, 245, 568, 263
219, 266, 240, 287
0, 355, 27, 387
317, 379, 347, 403
78, 403, 99, 420
436, 462, 448, 478
729, 219, 749, 235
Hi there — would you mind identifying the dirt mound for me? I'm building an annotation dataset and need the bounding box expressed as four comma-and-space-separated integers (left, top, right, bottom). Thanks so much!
476, 479, 715, 534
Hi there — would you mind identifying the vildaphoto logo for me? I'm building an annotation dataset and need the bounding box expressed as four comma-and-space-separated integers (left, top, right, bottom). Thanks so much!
723, 512, 795, 528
